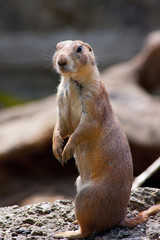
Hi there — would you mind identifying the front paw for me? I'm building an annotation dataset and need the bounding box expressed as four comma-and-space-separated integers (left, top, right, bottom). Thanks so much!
62, 142, 75, 165
53, 144, 63, 165
53, 136, 63, 165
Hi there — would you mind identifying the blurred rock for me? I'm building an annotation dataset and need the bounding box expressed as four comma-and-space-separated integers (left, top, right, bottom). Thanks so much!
0, 95, 56, 161
101, 31, 160, 176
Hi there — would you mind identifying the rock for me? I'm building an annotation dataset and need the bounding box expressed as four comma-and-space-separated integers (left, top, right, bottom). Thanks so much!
129, 187, 160, 211
102, 31, 160, 149
0, 188, 159, 239
101, 31, 160, 175
0, 95, 56, 161
23, 218, 35, 225
36, 203, 51, 215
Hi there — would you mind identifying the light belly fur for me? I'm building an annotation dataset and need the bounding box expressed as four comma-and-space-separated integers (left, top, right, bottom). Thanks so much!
60, 83, 83, 134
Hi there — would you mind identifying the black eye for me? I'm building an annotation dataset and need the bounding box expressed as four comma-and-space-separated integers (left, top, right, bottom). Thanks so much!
76, 46, 82, 53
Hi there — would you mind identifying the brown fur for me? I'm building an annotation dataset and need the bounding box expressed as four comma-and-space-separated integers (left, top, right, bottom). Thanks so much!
52, 40, 160, 239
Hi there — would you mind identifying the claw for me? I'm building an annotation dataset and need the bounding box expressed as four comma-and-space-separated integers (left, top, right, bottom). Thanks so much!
58, 157, 63, 166
62, 151, 67, 165
57, 148, 63, 166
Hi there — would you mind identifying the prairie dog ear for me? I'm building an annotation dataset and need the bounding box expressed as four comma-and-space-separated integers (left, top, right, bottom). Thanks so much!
84, 43, 93, 52
56, 41, 64, 50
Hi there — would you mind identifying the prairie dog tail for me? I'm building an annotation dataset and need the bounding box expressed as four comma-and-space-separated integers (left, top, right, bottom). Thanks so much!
121, 204, 160, 228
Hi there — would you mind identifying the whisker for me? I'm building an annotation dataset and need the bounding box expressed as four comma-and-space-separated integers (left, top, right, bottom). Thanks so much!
41, 52, 54, 71
45, 62, 53, 69
41, 52, 54, 61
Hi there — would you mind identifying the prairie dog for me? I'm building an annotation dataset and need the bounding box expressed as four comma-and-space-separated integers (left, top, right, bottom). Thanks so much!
52, 40, 160, 239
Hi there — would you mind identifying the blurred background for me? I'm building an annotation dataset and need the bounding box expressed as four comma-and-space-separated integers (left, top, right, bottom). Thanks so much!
0, 0, 160, 207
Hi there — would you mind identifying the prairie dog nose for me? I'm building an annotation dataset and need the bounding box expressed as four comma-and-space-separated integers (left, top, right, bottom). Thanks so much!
58, 56, 67, 67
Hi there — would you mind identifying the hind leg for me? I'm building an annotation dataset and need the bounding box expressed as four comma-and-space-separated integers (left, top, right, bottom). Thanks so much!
54, 208, 93, 239
54, 187, 94, 239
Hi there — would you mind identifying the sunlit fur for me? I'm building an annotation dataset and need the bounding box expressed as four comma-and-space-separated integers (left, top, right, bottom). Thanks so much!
52, 40, 160, 239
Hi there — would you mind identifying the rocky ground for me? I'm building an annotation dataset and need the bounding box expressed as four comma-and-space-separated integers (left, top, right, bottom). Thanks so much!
0, 187, 160, 240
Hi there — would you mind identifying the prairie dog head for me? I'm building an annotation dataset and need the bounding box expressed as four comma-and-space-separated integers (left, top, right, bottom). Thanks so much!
53, 40, 96, 77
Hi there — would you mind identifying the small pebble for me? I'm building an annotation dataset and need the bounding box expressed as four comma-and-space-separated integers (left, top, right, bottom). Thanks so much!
32, 230, 46, 236
23, 218, 35, 225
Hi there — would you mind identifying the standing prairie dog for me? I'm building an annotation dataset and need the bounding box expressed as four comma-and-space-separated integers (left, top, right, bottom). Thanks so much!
52, 40, 160, 239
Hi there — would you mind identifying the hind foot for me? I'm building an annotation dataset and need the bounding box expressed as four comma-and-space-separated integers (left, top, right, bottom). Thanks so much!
54, 229, 89, 239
